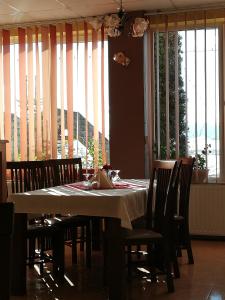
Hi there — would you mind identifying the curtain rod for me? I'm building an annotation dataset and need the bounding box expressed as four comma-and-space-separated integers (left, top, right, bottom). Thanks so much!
145, 3, 225, 16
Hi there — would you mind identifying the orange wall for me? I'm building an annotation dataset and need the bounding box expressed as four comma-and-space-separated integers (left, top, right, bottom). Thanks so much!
108, 13, 145, 179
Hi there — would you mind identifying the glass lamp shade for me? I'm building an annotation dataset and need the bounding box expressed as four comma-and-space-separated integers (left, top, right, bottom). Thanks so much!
86, 16, 104, 31
132, 18, 149, 37
104, 14, 122, 37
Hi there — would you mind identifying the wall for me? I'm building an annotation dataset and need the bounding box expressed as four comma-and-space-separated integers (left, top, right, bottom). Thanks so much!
108, 12, 145, 179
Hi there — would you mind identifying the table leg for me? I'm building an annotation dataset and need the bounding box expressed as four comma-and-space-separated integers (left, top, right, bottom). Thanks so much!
0, 236, 11, 300
91, 217, 102, 251
105, 218, 126, 300
11, 213, 27, 296
52, 226, 65, 282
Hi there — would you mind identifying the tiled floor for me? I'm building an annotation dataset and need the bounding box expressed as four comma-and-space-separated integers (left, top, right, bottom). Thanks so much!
12, 240, 225, 300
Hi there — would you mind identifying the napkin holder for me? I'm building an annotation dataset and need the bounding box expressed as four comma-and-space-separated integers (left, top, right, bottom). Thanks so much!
91, 170, 114, 189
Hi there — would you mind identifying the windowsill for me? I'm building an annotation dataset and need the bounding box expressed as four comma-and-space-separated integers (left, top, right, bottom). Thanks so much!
191, 182, 225, 185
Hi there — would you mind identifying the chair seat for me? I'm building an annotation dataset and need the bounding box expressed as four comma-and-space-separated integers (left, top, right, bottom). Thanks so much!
54, 215, 91, 226
27, 219, 64, 278
173, 215, 184, 223
27, 222, 59, 236
124, 229, 162, 245
27, 216, 61, 237
53, 214, 92, 268
131, 216, 147, 229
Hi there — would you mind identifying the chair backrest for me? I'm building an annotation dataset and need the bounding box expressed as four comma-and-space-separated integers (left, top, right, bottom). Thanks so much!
178, 157, 195, 220
7, 161, 47, 193
48, 158, 83, 186
146, 160, 180, 234
7, 157, 83, 193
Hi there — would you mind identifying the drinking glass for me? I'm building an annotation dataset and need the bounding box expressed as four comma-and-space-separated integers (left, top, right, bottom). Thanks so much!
83, 173, 92, 189
111, 170, 121, 183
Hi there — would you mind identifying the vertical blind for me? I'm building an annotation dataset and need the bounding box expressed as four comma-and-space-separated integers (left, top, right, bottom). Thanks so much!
147, 10, 224, 181
0, 22, 109, 168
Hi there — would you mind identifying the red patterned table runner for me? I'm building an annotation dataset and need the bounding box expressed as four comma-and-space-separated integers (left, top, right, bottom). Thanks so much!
65, 181, 146, 190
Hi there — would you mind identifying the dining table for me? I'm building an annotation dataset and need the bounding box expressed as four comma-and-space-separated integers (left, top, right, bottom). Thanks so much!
7, 178, 149, 300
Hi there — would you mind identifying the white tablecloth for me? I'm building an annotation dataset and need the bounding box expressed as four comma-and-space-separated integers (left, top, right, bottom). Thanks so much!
7, 179, 149, 229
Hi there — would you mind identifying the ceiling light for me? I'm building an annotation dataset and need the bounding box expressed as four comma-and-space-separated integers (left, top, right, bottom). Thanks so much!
104, 0, 127, 37
86, 0, 149, 38
132, 18, 149, 37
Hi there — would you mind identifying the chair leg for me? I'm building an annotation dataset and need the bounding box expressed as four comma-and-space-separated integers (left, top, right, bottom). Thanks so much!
164, 244, 174, 293
72, 227, 78, 264
173, 256, 180, 278
92, 217, 102, 251
166, 267, 174, 293
40, 237, 45, 276
176, 247, 182, 257
103, 234, 108, 286
172, 235, 180, 278
52, 229, 65, 282
184, 225, 194, 264
148, 244, 157, 283
28, 237, 35, 268
80, 227, 85, 252
86, 222, 92, 268
127, 245, 132, 281
186, 240, 194, 264
136, 245, 141, 259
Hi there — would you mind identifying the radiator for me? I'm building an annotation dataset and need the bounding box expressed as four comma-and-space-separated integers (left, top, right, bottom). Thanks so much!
189, 184, 225, 236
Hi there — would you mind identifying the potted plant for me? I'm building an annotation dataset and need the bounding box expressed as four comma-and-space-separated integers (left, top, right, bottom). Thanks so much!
192, 144, 211, 183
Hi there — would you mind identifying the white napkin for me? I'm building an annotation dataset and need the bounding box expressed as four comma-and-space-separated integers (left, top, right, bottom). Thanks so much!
91, 170, 114, 189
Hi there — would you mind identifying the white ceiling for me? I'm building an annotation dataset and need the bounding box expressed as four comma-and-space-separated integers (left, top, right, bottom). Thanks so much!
0, 0, 225, 26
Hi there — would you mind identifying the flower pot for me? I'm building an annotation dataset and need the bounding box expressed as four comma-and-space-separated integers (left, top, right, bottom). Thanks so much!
192, 169, 208, 183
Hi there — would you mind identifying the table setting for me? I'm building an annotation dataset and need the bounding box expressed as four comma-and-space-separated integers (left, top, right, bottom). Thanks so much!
66, 164, 147, 192
7, 163, 149, 300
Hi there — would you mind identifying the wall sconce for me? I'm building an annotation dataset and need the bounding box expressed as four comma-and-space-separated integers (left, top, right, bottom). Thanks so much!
113, 52, 130, 67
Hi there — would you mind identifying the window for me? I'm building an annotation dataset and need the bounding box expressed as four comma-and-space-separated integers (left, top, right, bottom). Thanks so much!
148, 15, 223, 182
0, 23, 109, 168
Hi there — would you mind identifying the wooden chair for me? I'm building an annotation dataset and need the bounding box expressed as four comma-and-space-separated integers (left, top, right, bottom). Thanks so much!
174, 157, 195, 264
6, 161, 63, 277
49, 158, 92, 268
0, 202, 14, 300
49, 158, 83, 186
123, 160, 181, 293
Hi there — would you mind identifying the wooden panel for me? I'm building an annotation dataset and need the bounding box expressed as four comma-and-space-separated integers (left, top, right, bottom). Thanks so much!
108, 12, 145, 179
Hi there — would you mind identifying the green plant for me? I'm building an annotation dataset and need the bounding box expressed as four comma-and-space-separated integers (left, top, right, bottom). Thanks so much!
78, 138, 103, 168
155, 32, 188, 158
195, 144, 211, 170
87, 138, 103, 167
153, 138, 177, 160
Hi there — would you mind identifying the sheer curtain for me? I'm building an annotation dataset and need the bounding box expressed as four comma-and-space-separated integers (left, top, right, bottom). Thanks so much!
0, 22, 109, 168
146, 9, 225, 182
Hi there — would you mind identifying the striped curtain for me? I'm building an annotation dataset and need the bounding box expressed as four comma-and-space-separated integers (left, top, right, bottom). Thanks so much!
0, 22, 109, 169
146, 9, 225, 182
